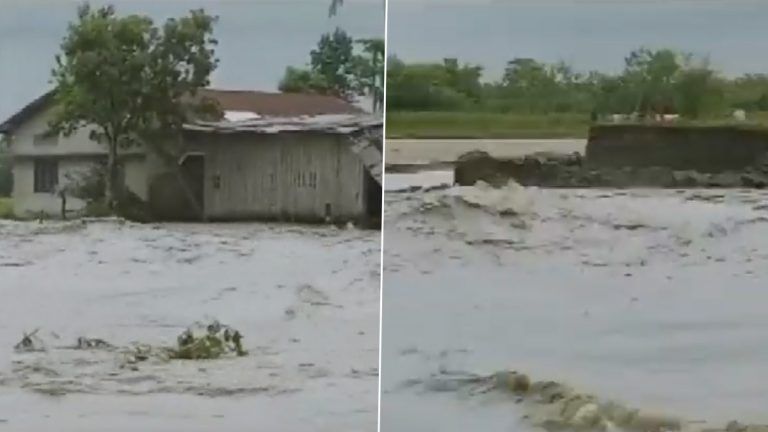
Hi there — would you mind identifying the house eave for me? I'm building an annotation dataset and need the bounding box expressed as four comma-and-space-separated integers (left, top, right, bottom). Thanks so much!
0, 90, 57, 135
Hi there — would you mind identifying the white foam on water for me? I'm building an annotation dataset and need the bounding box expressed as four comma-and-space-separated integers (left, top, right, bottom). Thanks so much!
383, 181, 768, 431
0, 221, 380, 431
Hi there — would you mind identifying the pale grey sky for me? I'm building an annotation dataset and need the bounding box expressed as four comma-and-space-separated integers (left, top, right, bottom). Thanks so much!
387, 0, 768, 80
0, 0, 384, 120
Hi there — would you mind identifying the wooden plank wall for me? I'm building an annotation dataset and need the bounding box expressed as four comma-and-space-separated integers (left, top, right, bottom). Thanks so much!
187, 132, 365, 222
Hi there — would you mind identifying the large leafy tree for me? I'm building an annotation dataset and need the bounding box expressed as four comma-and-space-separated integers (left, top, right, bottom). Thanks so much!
279, 30, 384, 112
50, 3, 219, 211
674, 57, 725, 119
352, 38, 385, 112
327, 0, 387, 111
280, 28, 355, 100
309, 28, 357, 100
621, 48, 681, 116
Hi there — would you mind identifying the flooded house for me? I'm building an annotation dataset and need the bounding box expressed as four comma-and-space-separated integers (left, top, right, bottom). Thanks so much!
0, 89, 382, 224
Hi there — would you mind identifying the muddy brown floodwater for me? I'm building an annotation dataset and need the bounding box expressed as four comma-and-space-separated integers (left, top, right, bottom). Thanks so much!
381, 174, 768, 432
0, 220, 380, 432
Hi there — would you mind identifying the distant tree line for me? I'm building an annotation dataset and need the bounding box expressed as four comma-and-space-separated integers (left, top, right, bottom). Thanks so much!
387, 48, 768, 120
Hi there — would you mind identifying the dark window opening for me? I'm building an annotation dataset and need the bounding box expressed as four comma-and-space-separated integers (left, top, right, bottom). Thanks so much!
180, 154, 205, 220
364, 171, 381, 224
34, 159, 59, 193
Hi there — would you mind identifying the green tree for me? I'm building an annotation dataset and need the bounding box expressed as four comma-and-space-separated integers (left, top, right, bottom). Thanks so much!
309, 28, 357, 100
501, 58, 560, 112
279, 32, 384, 112
622, 48, 681, 116
352, 38, 385, 112
502, 58, 552, 91
386, 57, 473, 111
385, 47, 762, 121
724, 74, 768, 111
591, 73, 636, 115
443, 58, 483, 102
50, 3, 219, 212
674, 59, 725, 119
278, 66, 330, 94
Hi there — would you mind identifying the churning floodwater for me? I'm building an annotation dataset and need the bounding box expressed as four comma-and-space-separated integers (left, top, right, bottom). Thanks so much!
381, 174, 768, 431
0, 220, 380, 431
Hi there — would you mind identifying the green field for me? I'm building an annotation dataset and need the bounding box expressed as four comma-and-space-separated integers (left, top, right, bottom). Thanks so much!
386, 111, 768, 139
386, 112, 591, 139
0, 198, 13, 219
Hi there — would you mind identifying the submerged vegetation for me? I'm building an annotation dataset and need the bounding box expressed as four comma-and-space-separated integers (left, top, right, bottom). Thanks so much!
387, 48, 768, 138
14, 320, 247, 361
413, 368, 768, 432
171, 321, 247, 360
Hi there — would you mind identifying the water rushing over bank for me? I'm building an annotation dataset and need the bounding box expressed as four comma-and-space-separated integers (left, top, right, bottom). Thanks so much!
382, 175, 768, 431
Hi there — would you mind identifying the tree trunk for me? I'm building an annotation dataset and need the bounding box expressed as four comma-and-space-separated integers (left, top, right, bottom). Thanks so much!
60, 191, 67, 220
105, 141, 119, 212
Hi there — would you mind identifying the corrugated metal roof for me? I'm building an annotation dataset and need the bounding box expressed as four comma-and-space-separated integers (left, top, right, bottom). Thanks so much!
183, 113, 382, 134
195, 89, 364, 117
0, 88, 365, 134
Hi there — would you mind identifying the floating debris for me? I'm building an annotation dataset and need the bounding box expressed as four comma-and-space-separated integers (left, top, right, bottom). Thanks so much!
75, 337, 114, 350
14, 329, 45, 352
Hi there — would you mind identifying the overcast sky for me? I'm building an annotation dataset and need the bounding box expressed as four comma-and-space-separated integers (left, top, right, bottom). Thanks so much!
388, 0, 768, 80
3, 0, 765, 119
0, 0, 384, 120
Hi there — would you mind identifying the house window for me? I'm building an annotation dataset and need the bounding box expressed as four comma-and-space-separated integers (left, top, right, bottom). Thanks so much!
33, 133, 58, 147
34, 159, 59, 193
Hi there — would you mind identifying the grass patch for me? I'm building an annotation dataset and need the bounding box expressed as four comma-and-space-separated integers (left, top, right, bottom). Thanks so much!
0, 197, 13, 219
386, 111, 768, 139
386, 111, 591, 139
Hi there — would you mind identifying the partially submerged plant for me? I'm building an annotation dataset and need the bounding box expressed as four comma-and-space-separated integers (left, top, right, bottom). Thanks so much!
170, 320, 247, 360
13, 321, 247, 363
